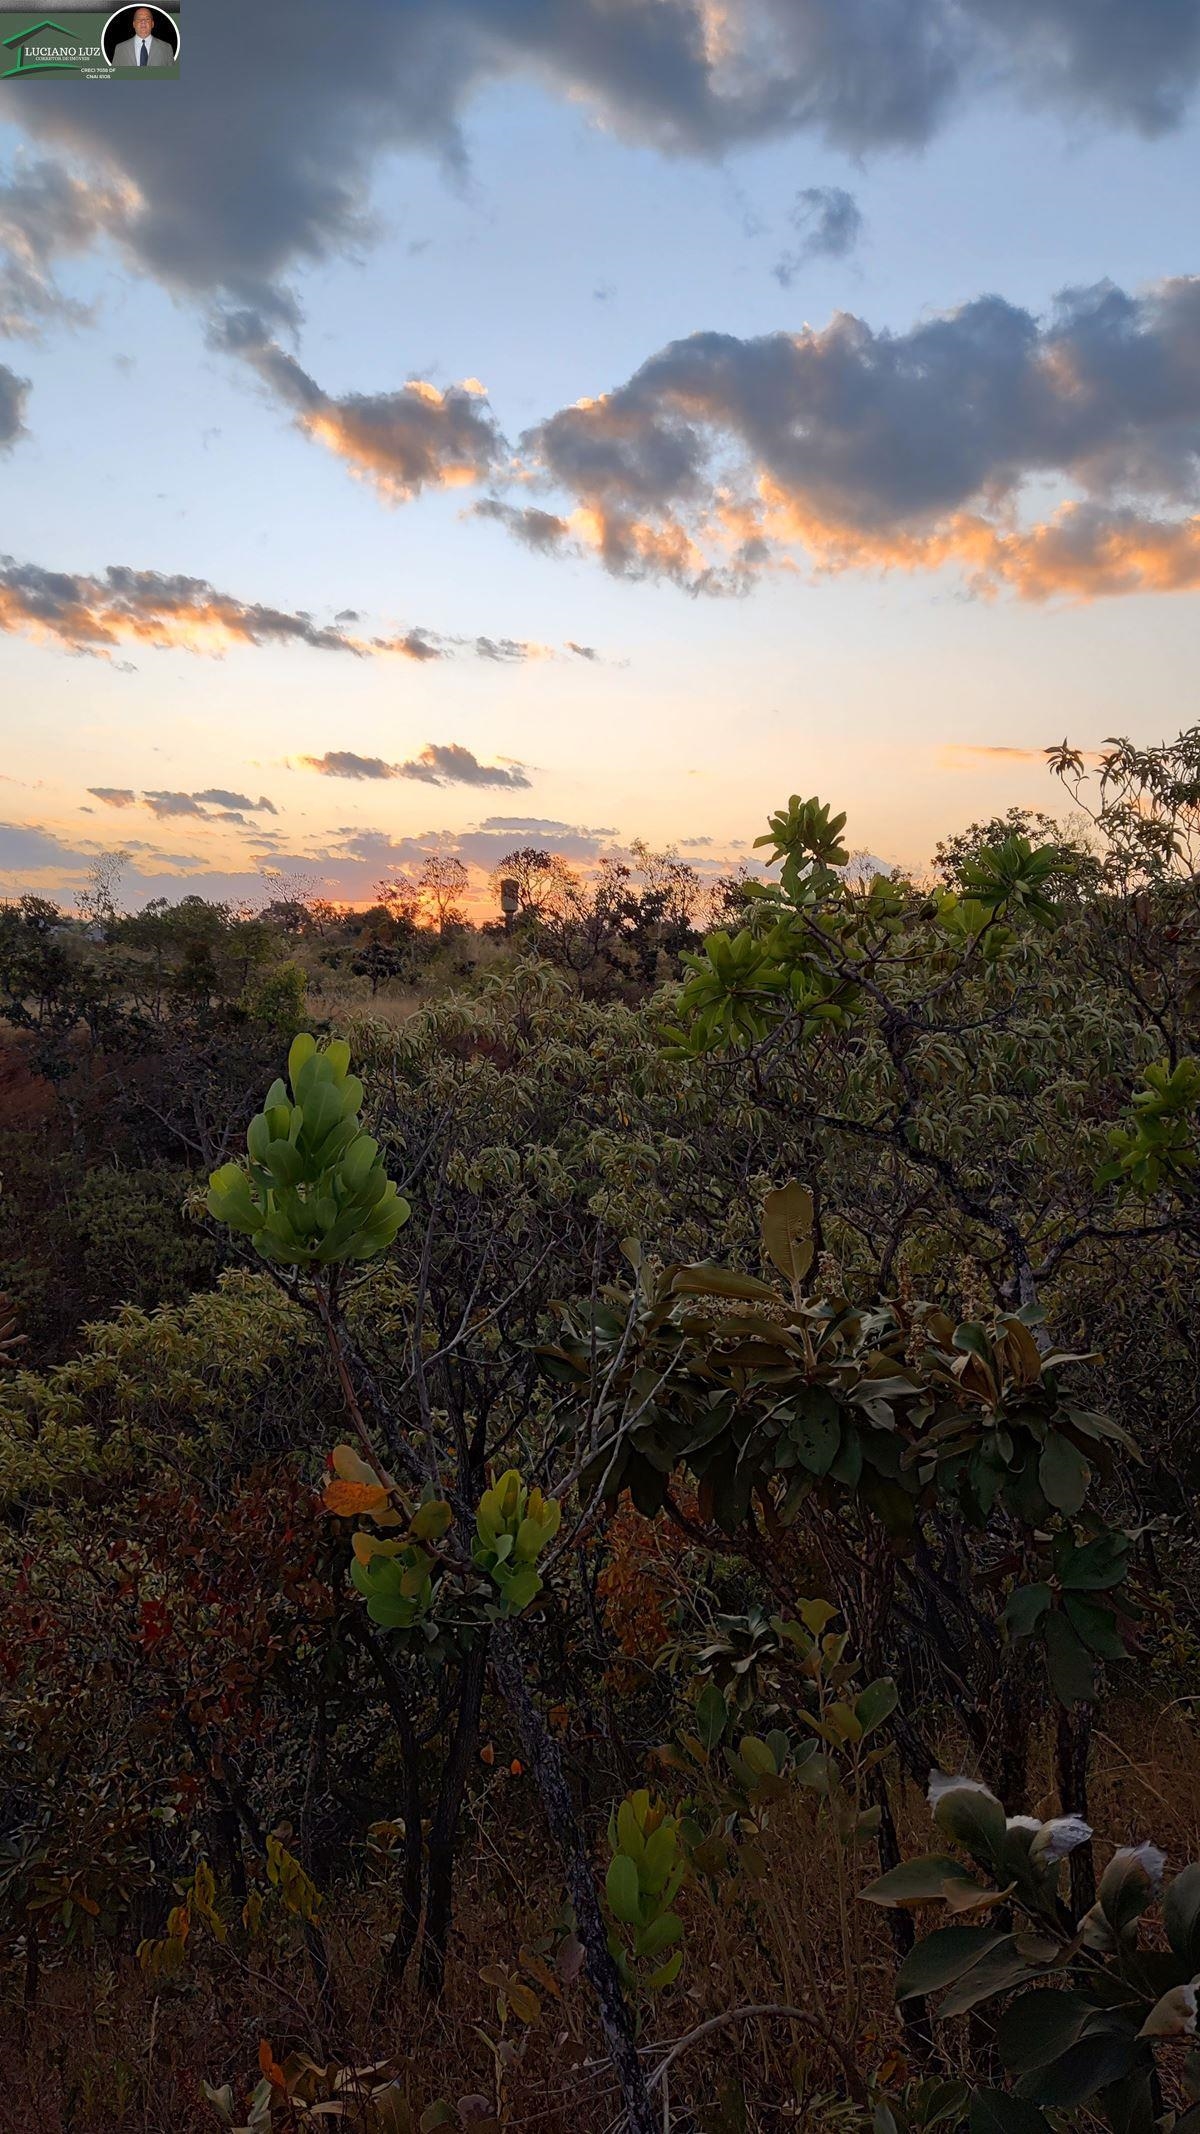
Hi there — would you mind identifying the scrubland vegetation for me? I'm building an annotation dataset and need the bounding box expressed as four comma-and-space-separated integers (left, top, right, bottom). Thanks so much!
3, 733, 1200, 2134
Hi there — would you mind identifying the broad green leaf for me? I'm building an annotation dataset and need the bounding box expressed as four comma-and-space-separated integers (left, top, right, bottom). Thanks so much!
968, 2092, 1051, 2134
1039, 1434, 1090, 1514
996, 1988, 1098, 2075
1004, 1584, 1052, 1640
1164, 1861, 1200, 1969
695, 1683, 728, 1752
1014, 2030, 1139, 2108
854, 1677, 898, 1736
895, 1926, 1008, 2000
605, 1853, 641, 1926
863, 1855, 985, 1909
1042, 1610, 1097, 1707
671, 1263, 779, 1302
761, 1183, 814, 1289
934, 1785, 1008, 1865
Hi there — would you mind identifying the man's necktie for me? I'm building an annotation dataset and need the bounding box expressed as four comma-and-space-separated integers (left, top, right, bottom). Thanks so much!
139, 39, 147, 62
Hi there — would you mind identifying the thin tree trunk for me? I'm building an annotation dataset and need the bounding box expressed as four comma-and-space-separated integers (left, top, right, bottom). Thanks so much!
355, 1622, 426, 1984
490, 1622, 658, 2134
1056, 1704, 1096, 1917
419, 1636, 489, 1997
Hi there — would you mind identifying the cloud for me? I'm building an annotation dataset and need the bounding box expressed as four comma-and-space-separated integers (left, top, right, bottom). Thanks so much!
87, 786, 278, 823
478, 815, 615, 835
192, 789, 277, 812
474, 498, 573, 554
8, 2, 1200, 326
0, 553, 550, 662
566, 640, 599, 660
298, 744, 531, 790
0, 364, 29, 446
773, 186, 863, 285
0, 820, 93, 877
0, 154, 134, 338
211, 310, 503, 500
940, 741, 1105, 768
0, 557, 380, 658
513, 277, 1200, 600
473, 635, 551, 662
143, 792, 210, 819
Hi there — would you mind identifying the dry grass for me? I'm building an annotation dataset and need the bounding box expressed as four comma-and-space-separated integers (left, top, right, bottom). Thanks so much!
8, 1700, 1199, 2134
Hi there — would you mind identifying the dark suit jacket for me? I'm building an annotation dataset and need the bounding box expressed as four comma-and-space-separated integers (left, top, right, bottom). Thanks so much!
113, 33, 174, 64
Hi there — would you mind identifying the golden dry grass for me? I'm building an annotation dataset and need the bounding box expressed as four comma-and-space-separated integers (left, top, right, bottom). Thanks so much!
8, 1701, 1199, 2134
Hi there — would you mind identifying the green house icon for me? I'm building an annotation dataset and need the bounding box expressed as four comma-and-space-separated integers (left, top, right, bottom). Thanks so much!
2, 19, 90, 74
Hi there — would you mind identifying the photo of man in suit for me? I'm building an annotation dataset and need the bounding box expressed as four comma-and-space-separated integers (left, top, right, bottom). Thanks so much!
112, 7, 175, 65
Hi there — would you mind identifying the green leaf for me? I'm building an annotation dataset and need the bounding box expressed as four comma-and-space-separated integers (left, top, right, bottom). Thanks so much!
939, 1938, 1045, 2018
1042, 1610, 1097, 1706
605, 1853, 641, 1927
854, 1678, 898, 1736
933, 1785, 1008, 1865
671, 1263, 779, 1303
636, 1912, 682, 1959
862, 1855, 983, 1909
787, 1392, 841, 1476
1004, 1585, 1052, 1640
895, 1927, 1008, 2000
1059, 1531, 1130, 1591
1063, 1594, 1126, 1660
761, 1183, 814, 1289
1099, 1849, 1164, 1936
996, 1989, 1097, 2075
1163, 1861, 1200, 1970
1038, 1435, 1090, 1514
695, 1683, 729, 1752
646, 1948, 683, 1990
968, 2091, 1052, 2134
1014, 2030, 1139, 2109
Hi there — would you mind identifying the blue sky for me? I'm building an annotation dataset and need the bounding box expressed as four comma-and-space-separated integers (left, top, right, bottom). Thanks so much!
2, 2, 1200, 908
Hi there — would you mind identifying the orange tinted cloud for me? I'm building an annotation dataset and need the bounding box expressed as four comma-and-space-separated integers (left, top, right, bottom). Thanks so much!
0, 559, 369, 658
211, 311, 503, 502
0, 556, 566, 665
938, 742, 1105, 771
516, 284, 1200, 601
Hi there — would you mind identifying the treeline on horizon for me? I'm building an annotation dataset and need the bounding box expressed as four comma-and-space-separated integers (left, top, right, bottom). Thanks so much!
2, 729, 1200, 2134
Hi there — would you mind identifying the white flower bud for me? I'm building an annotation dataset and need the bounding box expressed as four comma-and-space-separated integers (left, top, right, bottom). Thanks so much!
1110, 1841, 1166, 1888
1139, 1981, 1198, 2039
927, 1770, 998, 1811
1030, 1814, 1093, 1864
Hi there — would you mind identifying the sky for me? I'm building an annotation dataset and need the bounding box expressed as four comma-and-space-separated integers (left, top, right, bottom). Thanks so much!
2, 0, 1200, 911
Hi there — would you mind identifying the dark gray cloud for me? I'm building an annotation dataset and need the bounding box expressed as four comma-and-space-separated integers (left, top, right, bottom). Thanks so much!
474, 498, 573, 554
474, 635, 541, 662
299, 751, 393, 782
0, 363, 29, 446
0, 820, 93, 876
0, 155, 129, 338
192, 789, 277, 812
298, 744, 531, 790
516, 276, 1200, 599
143, 791, 208, 819
88, 786, 276, 822
0, 553, 527, 661
210, 310, 504, 499
0, 556, 374, 657
9, 2, 1200, 321
478, 814, 616, 835
772, 186, 863, 285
